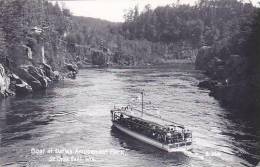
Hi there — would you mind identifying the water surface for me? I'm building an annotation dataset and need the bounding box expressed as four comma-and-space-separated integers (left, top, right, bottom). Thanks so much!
0, 65, 259, 167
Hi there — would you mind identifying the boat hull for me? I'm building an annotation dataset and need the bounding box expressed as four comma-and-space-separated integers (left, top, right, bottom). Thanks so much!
113, 122, 192, 152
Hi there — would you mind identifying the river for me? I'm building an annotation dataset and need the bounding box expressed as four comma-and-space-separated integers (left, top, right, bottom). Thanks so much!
0, 65, 259, 167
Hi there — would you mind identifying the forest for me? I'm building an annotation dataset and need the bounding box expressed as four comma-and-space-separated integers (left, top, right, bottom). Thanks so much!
121, 0, 256, 46
118, 0, 260, 111
0, 0, 260, 112
0, 0, 259, 68
0, 0, 76, 70
0, 0, 77, 97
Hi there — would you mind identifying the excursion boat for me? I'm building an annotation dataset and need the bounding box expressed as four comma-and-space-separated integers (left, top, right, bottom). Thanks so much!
111, 92, 192, 152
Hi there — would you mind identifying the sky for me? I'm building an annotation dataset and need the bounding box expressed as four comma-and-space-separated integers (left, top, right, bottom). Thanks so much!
50, 0, 259, 22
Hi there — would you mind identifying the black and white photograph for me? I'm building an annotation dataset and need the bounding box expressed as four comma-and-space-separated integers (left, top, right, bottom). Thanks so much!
0, 0, 260, 166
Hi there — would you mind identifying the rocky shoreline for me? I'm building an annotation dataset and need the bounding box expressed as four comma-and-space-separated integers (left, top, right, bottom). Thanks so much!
0, 63, 78, 99
195, 46, 253, 109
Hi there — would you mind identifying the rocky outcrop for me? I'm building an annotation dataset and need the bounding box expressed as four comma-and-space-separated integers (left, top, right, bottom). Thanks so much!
41, 63, 60, 81
10, 73, 32, 95
65, 63, 78, 79
0, 60, 63, 98
0, 64, 14, 98
195, 46, 215, 71
198, 80, 218, 90
91, 50, 108, 66
196, 46, 250, 108
16, 66, 44, 90
16, 63, 62, 91
65, 63, 78, 73
53, 71, 60, 81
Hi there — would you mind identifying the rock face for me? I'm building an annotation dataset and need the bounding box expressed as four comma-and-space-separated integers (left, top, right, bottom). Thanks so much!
16, 63, 61, 91
0, 64, 14, 98
0, 60, 63, 98
196, 46, 250, 108
65, 63, 78, 79
0, 36, 74, 99
91, 50, 108, 66
53, 71, 60, 81
10, 74, 32, 95
65, 63, 78, 73
198, 80, 218, 90
16, 66, 43, 90
0, 20, 78, 99
195, 46, 215, 71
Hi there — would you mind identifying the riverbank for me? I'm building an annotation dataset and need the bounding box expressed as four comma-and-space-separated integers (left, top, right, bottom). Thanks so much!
0, 63, 78, 99
78, 59, 195, 70
1, 67, 259, 167
195, 46, 257, 111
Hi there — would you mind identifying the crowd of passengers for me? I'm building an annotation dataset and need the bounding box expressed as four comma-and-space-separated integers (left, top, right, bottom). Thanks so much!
116, 114, 191, 144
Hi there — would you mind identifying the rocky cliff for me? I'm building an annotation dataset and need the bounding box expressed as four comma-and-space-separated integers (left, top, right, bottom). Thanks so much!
194, 4, 260, 111
0, 0, 80, 99
0, 64, 14, 97
0, 35, 78, 98
195, 46, 254, 110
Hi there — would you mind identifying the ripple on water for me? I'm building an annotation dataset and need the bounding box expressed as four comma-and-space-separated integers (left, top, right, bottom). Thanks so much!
0, 67, 259, 167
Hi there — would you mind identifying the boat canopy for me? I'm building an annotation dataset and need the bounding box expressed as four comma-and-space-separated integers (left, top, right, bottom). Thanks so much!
111, 107, 185, 130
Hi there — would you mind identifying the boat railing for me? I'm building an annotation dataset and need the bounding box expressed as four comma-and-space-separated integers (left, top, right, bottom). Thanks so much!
168, 140, 192, 148
132, 108, 185, 128
112, 106, 185, 129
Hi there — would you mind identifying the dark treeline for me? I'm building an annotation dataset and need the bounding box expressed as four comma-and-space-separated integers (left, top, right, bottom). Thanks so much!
67, 16, 196, 66
120, 0, 256, 48
0, 0, 73, 69
0, 0, 79, 97
246, 7, 260, 111
1, 0, 260, 110
119, 0, 260, 111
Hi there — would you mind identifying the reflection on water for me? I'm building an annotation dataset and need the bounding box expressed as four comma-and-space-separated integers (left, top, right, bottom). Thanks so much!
0, 65, 259, 167
0, 97, 53, 146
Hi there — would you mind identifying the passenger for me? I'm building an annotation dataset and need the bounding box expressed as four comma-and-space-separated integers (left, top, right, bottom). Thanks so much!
120, 114, 123, 120
152, 131, 156, 137
166, 132, 172, 137
181, 133, 185, 141
166, 132, 172, 144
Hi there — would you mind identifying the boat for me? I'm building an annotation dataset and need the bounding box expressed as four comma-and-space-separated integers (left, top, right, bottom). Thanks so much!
111, 92, 192, 152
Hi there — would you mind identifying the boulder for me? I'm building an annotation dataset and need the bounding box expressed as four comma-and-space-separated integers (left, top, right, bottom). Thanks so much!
67, 71, 77, 79
53, 71, 60, 81
0, 64, 13, 98
91, 50, 107, 66
65, 63, 78, 73
42, 63, 59, 82
10, 73, 22, 84
205, 57, 226, 80
42, 63, 52, 78
198, 80, 218, 90
10, 74, 33, 95
65, 63, 78, 79
16, 66, 43, 90
195, 46, 214, 71
27, 66, 48, 89
15, 83, 33, 95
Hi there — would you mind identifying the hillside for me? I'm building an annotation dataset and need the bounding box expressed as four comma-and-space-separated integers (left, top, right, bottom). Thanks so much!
65, 15, 197, 68
196, 9, 260, 112
118, 0, 260, 111
1, 0, 259, 112
0, 0, 77, 98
